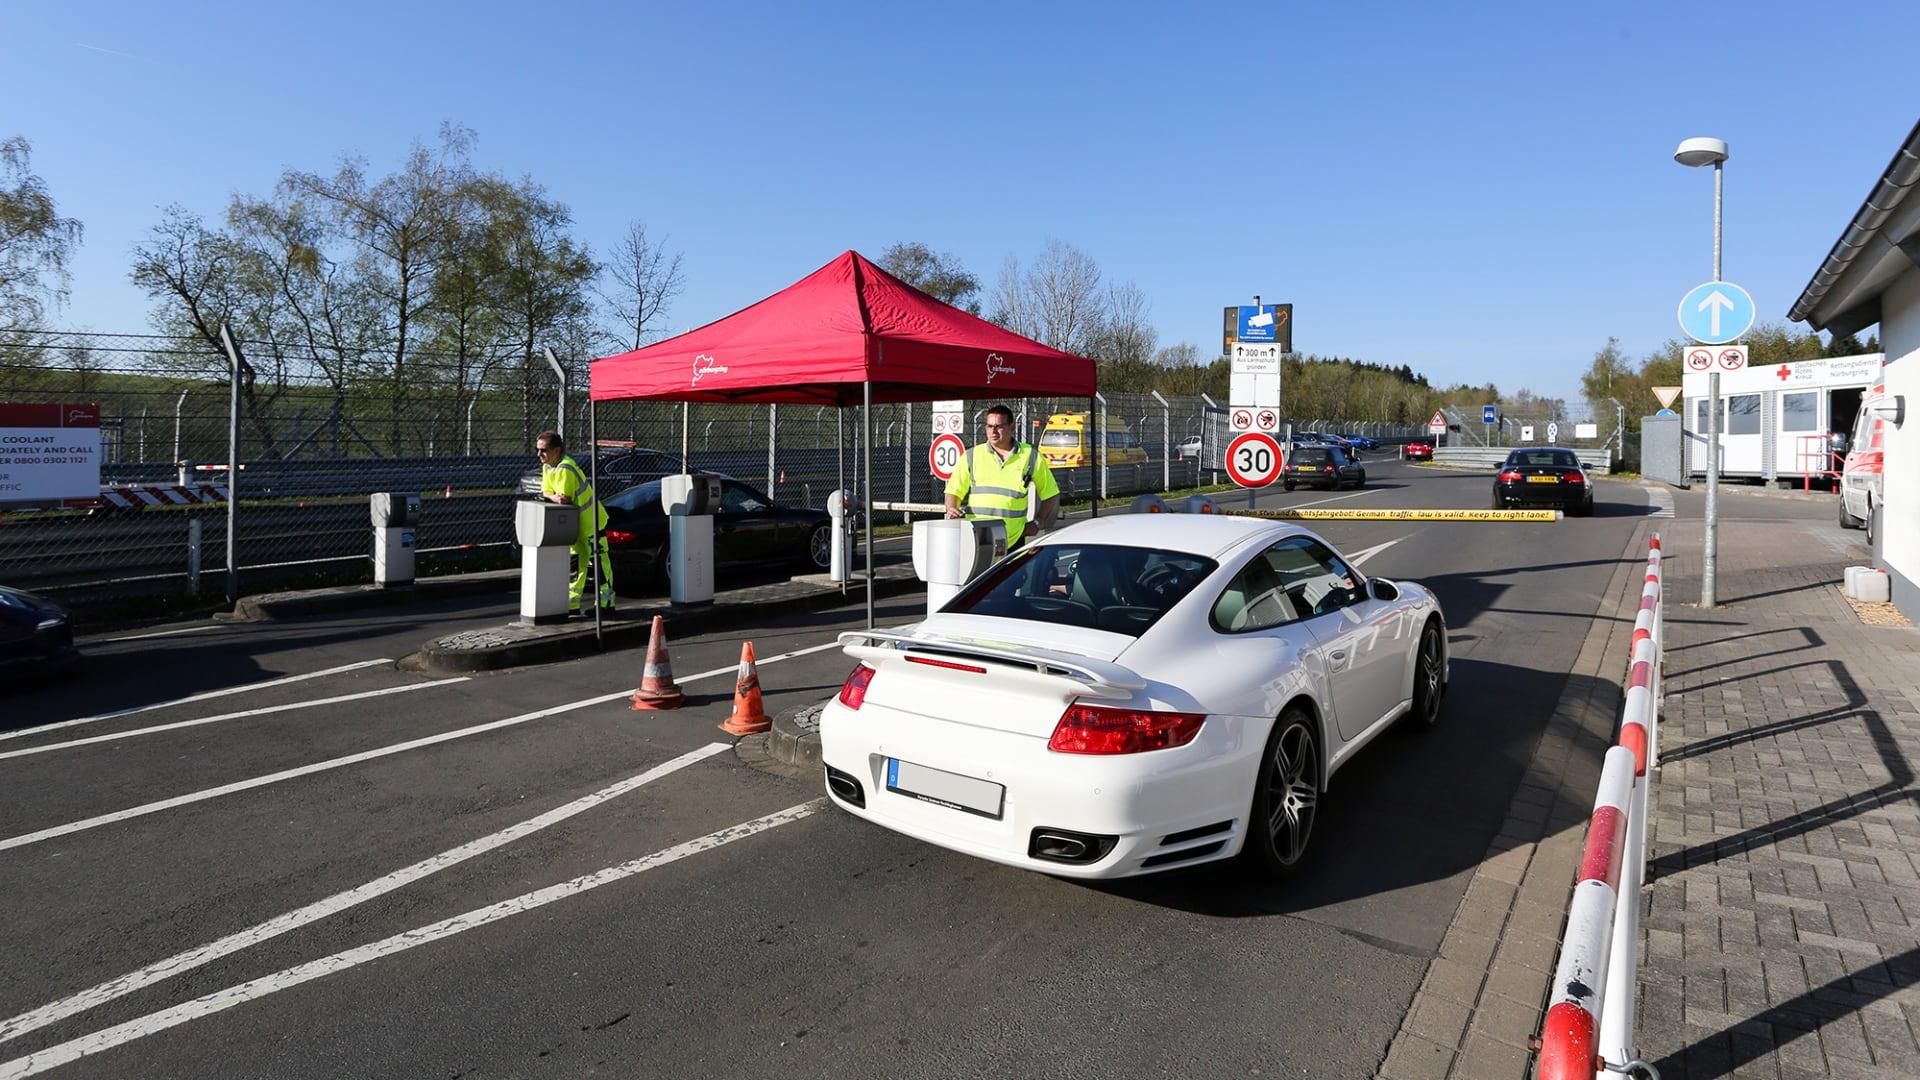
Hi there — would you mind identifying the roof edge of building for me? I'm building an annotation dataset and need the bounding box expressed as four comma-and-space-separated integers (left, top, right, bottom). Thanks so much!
1789, 117, 1920, 329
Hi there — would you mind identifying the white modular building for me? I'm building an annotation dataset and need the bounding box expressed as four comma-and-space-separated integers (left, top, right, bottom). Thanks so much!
1682, 352, 1883, 481
1789, 117, 1920, 621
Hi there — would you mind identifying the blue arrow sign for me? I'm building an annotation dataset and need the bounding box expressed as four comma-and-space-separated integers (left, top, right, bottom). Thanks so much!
1482, 404, 1497, 424
1677, 281, 1755, 345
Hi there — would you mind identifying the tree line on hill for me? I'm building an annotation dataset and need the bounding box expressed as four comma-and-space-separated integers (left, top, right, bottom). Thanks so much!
1, 126, 1880, 437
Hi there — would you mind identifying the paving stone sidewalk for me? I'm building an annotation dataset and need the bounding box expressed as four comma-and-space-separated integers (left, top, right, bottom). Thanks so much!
1637, 518, 1920, 1078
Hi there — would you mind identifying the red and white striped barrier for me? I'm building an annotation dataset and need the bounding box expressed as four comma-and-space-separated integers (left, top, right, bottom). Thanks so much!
1538, 534, 1663, 1080
97, 485, 230, 508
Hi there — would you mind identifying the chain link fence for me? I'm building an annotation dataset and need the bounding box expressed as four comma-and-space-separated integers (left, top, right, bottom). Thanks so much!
0, 329, 1427, 614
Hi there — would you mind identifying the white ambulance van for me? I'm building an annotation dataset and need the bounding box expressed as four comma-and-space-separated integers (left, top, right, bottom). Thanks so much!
1684, 352, 1884, 483
1839, 380, 1889, 541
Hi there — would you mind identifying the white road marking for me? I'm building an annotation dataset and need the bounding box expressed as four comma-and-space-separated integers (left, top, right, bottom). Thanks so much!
94, 625, 221, 644
0, 801, 823, 1079
0, 640, 842, 853
0, 680, 470, 763
1345, 536, 1408, 567
0, 660, 394, 743
1647, 487, 1675, 519
0, 743, 732, 1046
1286, 488, 1384, 510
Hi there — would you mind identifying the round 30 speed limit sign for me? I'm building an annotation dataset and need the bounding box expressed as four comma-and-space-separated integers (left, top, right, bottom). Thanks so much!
1224, 431, 1284, 488
929, 433, 966, 481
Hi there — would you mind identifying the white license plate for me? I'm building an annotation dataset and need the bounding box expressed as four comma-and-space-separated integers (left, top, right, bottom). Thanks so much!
886, 758, 1005, 819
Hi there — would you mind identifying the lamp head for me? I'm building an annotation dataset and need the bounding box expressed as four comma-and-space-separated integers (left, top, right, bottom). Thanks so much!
1674, 137, 1729, 167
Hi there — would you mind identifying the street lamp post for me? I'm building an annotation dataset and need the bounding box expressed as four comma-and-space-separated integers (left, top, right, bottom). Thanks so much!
1676, 136, 1728, 608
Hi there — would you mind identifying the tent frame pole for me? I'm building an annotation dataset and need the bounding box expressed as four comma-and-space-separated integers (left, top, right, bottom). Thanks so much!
1088, 394, 1099, 518
863, 380, 875, 629
590, 391, 602, 646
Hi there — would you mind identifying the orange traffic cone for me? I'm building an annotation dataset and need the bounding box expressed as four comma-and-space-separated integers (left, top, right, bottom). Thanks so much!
443, 483, 452, 499
629, 616, 685, 710
719, 641, 769, 735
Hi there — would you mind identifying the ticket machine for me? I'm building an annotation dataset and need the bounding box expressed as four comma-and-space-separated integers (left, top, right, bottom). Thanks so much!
515, 501, 577, 624
826, 489, 855, 584
370, 492, 421, 588
911, 518, 1007, 614
661, 473, 720, 605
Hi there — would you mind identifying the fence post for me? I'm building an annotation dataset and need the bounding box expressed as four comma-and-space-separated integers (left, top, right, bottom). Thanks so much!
1151, 391, 1171, 491
187, 518, 202, 595
1094, 392, 1108, 501
1201, 393, 1221, 484
218, 324, 243, 605
542, 348, 566, 438
767, 403, 778, 499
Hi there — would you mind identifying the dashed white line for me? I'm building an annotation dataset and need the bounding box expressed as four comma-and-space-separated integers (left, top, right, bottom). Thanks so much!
0, 660, 393, 743
94, 625, 221, 644
0, 641, 842, 853
0, 801, 824, 1079
0, 680, 470, 763
0, 743, 732, 1046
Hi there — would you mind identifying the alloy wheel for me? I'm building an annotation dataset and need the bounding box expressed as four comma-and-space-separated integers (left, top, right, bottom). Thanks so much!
1265, 719, 1320, 866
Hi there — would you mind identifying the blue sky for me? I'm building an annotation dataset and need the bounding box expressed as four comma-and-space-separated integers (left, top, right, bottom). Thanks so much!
7, 1, 1916, 402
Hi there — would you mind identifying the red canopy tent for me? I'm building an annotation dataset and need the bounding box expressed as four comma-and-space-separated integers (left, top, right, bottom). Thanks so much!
588, 250, 1099, 626
590, 249, 1095, 405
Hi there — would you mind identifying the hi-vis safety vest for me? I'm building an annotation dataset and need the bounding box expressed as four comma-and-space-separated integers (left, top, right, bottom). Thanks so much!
541, 455, 609, 534
946, 442, 1058, 546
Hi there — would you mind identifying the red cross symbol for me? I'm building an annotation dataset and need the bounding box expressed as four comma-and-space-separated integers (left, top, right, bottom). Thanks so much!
1775, 365, 1791, 381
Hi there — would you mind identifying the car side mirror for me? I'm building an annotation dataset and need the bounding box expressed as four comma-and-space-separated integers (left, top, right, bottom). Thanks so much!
1369, 578, 1400, 602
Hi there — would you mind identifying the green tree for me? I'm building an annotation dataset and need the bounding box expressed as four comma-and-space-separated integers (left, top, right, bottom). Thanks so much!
877, 241, 980, 313
0, 136, 82, 332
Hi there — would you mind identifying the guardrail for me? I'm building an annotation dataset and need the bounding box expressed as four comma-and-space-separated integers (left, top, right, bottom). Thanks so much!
1536, 534, 1663, 1080
1429, 447, 1615, 474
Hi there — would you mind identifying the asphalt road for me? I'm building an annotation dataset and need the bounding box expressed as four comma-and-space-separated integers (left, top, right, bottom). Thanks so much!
0, 456, 1656, 1079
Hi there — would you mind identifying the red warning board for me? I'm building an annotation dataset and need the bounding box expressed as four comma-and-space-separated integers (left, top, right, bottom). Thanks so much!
1224, 432, 1283, 488
929, 433, 965, 481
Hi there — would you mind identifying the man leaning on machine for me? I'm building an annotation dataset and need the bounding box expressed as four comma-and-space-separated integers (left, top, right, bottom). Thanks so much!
534, 431, 615, 613
943, 403, 1060, 549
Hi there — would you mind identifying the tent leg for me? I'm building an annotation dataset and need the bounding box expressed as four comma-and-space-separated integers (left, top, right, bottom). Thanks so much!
864, 381, 875, 630
590, 394, 602, 646
1088, 395, 1099, 518
837, 408, 846, 595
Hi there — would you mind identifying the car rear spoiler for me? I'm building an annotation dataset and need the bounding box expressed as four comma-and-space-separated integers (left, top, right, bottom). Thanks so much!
836, 630, 1146, 701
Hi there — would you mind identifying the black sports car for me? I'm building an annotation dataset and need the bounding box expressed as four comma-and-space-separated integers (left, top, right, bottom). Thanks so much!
517, 447, 681, 496
601, 478, 833, 595
0, 585, 78, 680
1492, 448, 1594, 516
1282, 446, 1367, 491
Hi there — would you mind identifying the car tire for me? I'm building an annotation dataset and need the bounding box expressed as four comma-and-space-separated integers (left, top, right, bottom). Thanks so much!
1283, 482, 1295, 492
1239, 705, 1321, 881
1408, 620, 1445, 730
806, 523, 833, 570
1492, 493, 1504, 510
1573, 498, 1593, 518
1355, 470, 1366, 488
1839, 496, 1863, 530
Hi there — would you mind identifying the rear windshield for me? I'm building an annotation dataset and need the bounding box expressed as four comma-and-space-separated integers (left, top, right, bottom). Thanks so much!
1292, 448, 1330, 463
1506, 450, 1579, 468
1039, 430, 1081, 447
944, 543, 1217, 637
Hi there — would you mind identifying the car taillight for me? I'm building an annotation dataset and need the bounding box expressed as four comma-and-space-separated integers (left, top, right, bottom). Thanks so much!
605, 529, 637, 543
838, 664, 875, 710
1048, 703, 1206, 754
1498, 470, 1523, 482
1323, 465, 1335, 473
1565, 472, 1586, 485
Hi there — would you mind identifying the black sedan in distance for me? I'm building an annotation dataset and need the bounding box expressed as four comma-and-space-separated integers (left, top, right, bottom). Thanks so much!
600, 477, 833, 595
0, 585, 78, 681
1282, 445, 1367, 491
1492, 448, 1594, 516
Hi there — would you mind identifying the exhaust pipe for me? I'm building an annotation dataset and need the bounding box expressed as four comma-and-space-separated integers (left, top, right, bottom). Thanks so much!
1028, 827, 1117, 865
824, 765, 865, 808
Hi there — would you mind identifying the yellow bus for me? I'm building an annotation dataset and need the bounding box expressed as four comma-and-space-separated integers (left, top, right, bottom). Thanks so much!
1038, 413, 1150, 468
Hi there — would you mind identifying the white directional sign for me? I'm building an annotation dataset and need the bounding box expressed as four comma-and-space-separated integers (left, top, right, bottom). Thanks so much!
1230, 342, 1282, 411
1521, 425, 1535, 442
1575, 423, 1598, 440
1677, 281, 1756, 345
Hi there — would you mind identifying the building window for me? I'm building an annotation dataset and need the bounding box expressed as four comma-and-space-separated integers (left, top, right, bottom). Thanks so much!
1781, 391, 1818, 432
1726, 394, 1761, 435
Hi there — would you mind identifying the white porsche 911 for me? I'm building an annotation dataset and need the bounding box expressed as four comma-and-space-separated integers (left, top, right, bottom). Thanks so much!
819, 513, 1448, 880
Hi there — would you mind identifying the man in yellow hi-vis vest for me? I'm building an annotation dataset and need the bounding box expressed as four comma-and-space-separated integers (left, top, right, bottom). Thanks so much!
943, 404, 1059, 548
536, 431, 615, 612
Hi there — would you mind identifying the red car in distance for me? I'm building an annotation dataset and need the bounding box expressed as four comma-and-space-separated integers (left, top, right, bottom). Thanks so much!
1404, 441, 1434, 461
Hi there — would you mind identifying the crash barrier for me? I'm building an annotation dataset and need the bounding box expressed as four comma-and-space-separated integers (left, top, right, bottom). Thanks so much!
1536, 534, 1664, 1080
1430, 447, 1615, 474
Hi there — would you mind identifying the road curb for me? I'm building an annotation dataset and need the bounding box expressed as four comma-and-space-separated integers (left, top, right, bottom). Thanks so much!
766, 700, 827, 771
1611, 473, 1837, 503
1377, 511, 1653, 1079
406, 569, 921, 675
221, 569, 519, 622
